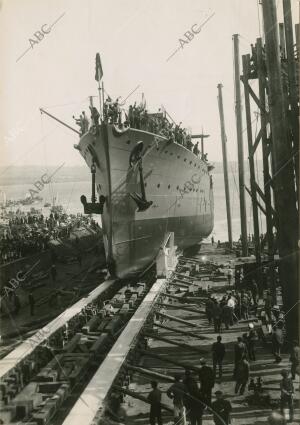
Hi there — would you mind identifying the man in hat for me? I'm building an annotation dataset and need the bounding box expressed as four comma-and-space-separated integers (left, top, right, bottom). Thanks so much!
148, 381, 163, 425
167, 374, 187, 425
280, 369, 294, 422
211, 390, 232, 425
183, 370, 204, 425
198, 358, 215, 406
272, 323, 284, 363
247, 323, 257, 361
233, 336, 248, 377
212, 335, 226, 380
234, 355, 250, 395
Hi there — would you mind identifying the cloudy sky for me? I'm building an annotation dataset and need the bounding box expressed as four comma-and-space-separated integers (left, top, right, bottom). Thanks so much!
0, 0, 298, 169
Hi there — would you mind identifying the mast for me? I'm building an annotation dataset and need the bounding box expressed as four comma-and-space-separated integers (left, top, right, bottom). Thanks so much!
217, 83, 233, 249
233, 34, 248, 256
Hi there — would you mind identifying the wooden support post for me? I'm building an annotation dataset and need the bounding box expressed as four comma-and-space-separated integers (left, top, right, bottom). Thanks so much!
156, 311, 198, 327
233, 34, 248, 256
169, 280, 190, 289
113, 385, 173, 413
143, 332, 203, 354
242, 55, 261, 275
138, 348, 202, 372
283, 0, 299, 192
217, 83, 233, 249
154, 322, 208, 340
262, 0, 299, 340
279, 23, 286, 58
125, 363, 175, 382
256, 38, 275, 259
157, 302, 205, 315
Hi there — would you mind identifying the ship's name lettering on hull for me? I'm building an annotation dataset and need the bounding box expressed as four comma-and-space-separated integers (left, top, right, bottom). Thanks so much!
179, 173, 202, 198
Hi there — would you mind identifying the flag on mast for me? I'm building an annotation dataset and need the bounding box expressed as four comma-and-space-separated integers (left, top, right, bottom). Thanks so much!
95, 53, 103, 82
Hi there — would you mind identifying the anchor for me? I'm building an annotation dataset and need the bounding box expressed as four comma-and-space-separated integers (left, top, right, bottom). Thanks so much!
80, 162, 106, 214
129, 141, 153, 212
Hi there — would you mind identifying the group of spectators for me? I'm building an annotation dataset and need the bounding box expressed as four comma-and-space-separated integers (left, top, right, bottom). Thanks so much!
147, 283, 299, 425
205, 281, 260, 334
74, 99, 209, 160
0, 210, 100, 265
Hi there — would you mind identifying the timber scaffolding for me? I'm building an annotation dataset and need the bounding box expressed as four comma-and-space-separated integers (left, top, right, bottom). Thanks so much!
219, 0, 299, 340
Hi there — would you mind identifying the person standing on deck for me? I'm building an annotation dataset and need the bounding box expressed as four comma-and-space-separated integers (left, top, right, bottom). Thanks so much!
211, 391, 232, 425
205, 296, 214, 325
183, 370, 204, 425
234, 356, 250, 395
212, 335, 226, 380
167, 375, 187, 425
280, 369, 294, 422
250, 279, 259, 304
272, 323, 284, 363
212, 299, 222, 333
234, 336, 247, 377
198, 358, 215, 406
148, 381, 163, 425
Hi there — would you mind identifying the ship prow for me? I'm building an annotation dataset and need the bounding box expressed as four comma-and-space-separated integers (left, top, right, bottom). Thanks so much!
77, 122, 214, 278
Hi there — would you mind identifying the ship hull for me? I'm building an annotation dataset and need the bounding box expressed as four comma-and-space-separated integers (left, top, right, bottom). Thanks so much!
78, 124, 214, 278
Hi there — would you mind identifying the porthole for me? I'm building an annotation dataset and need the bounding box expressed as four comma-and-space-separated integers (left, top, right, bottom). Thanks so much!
176, 185, 179, 190
184, 158, 187, 162
157, 183, 160, 188
168, 184, 171, 189
177, 155, 180, 159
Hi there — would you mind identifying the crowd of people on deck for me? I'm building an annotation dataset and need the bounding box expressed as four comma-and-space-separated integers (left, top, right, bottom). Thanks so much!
73, 99, 208, 160
145, 274, 299, 425
0, 210, 100, 265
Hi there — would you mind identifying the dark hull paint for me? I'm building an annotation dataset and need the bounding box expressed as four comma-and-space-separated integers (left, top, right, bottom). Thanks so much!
78, 124, 214, 278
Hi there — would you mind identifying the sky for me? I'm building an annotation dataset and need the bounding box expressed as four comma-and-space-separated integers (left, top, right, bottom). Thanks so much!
0, 0, 298, 169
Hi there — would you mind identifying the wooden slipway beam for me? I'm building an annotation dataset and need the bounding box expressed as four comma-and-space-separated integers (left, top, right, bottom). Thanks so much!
0, 279, 116, 380
62, 278, 166, 425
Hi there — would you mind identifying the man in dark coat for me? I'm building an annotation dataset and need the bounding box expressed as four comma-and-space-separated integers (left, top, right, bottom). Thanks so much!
205, 296, 214, 325
235, 356, 250, 395
212, 300, 222, 333
183, 370, 204, 425
148, 381, 162, 425
212, 335, 226, 380
221, 303, 232, 330
211, 390, 232, 425
272, 323, 284, 363
167, 374, 187, 424
234, 336, 247, 377
198, 358, 215, 406
280, 369, 294, 422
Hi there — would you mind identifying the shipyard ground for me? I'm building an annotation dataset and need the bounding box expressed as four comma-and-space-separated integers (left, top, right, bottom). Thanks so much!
119, 244, 300, 425
0, 247, 106, 355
